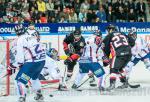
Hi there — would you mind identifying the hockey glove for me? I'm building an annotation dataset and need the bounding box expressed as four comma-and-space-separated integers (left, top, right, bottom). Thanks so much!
7, 64, 17, 75
64, 49, 71, 56
64, 57, 73, 65
102, 56, 110, 67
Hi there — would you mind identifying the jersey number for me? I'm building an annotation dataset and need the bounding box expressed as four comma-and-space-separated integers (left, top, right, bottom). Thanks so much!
112, 35, 128, 48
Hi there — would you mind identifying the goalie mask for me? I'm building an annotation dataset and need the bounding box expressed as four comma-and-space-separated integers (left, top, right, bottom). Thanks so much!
94, 30, 102, 45
14, 24, 25, 36
47, 48, 59, 60
128, 30, 137, 40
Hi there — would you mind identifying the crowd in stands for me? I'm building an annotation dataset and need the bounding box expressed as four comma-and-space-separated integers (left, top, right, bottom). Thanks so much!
0, 0, 148, 23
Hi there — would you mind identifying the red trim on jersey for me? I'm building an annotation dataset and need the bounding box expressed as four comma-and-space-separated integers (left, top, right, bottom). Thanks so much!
110, 77, 116, 80
70, 54, 80, 60
110, 43, 116, 68
63, 42, 69, 50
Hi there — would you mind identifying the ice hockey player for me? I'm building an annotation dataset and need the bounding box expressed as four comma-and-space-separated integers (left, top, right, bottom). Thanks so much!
125, 30, 150, 79
7, 24, 46, 102
72, 30, 108, 91
102, 24, 135, 91
39, 48, 67, 91
63, 28, 86, 81
25, 22, 40, 42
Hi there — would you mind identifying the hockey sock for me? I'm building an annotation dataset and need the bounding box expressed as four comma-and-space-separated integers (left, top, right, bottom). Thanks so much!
98, 76, 103, 87
30, 79, 41, 92
74, 73, 86, 86
15, 81, 27, 97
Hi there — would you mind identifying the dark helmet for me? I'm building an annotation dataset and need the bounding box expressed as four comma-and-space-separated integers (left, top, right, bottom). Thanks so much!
74, 28, 81, 36
28, 22, 35, 30
47, 48, 58, 60
94, 30, 102, 37
14, 24, 25, 36
73, 28, 81, 40
128, 30, 137, 40
106, 24, 117, 32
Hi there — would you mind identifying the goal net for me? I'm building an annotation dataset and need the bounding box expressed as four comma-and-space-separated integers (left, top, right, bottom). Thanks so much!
0, 40, 11, 96
0, 39, 60, 96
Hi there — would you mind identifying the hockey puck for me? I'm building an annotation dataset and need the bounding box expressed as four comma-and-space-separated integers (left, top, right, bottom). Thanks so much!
76, 89, 82, 92
49, 94, 54, 97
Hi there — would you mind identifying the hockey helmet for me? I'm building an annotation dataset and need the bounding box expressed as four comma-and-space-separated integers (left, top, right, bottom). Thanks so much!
28, 22, 35, 30
94, 30, 102, 37
14, 24, 25, 36
47, 48, 59, 60
128, 30, 137, 40
106, 24, 117, 32
73, 28, 82, 41
94, 30, 102, 45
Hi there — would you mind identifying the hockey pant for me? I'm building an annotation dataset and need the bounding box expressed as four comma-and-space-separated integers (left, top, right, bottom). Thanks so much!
125, 54, 150, 78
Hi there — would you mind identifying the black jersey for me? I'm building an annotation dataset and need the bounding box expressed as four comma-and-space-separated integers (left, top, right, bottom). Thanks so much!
63, 33, 86, 56
103, 31, 135, 57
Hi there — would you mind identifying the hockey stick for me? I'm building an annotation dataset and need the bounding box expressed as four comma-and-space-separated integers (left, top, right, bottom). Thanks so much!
76, 77, 91, 89
119, 72, 140, 88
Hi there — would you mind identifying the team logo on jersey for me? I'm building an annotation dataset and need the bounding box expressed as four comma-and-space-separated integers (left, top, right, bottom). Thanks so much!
80, 42, 84, 47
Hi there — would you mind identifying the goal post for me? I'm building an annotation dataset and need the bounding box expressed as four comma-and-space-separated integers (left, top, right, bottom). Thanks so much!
0, 40, 11, 96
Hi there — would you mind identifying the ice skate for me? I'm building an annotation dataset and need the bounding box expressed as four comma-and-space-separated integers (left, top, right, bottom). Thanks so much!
18, 96, 26, 102
106, 79, 116, 91
72, 83, 78, 89
89, 75, 97, 86
58, 84, 68, 91
65, 76, 71, 81
34, 90, 44, 102
99, 86, 105, 92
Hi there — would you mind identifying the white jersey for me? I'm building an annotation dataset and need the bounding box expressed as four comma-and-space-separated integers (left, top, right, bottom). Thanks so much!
14, 34, 46, 67
131, 37, 149, 58
25, 29, 38, 36
40, 55, 61, 79
80, 35, 104, 62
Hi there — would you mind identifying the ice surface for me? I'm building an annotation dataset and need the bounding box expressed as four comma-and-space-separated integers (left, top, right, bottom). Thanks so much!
0, 61, 150, 102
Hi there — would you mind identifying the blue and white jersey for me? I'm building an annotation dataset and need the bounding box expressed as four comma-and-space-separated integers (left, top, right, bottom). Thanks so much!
14, 34, 46, 67
79, 35, 104, 63
131, 37, 149, 58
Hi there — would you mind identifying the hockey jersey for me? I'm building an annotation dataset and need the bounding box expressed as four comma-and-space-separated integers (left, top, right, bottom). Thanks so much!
80, 35, 105, 62
13, 34, 46, 67
131, 37, 149, 58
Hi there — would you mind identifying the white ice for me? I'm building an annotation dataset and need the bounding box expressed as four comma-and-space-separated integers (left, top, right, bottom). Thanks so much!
0, 61, 150, 102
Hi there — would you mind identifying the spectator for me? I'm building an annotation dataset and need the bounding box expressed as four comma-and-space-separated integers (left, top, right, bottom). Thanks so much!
30, 7, 40, 23
116, 6, 127, 22
136, 0, 147, 22
59, 16, 68, 23
12, 0, 22, 16
37, 0, 46, 14
0, 0, 6, 22
39, 13, 47, 23
73, 0, 81, 15
89, 0, 99, 11
78, 9, 87, 22
28, 0, 38, 12
80, 0, 90, 13
96, 5, 107, 22
68, 8, 78, 23
106, 6, 115, 22
128, 8, 137, 22
21, 9, 31, 23
21, 0, 29, 12
46, 0, 55, 17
